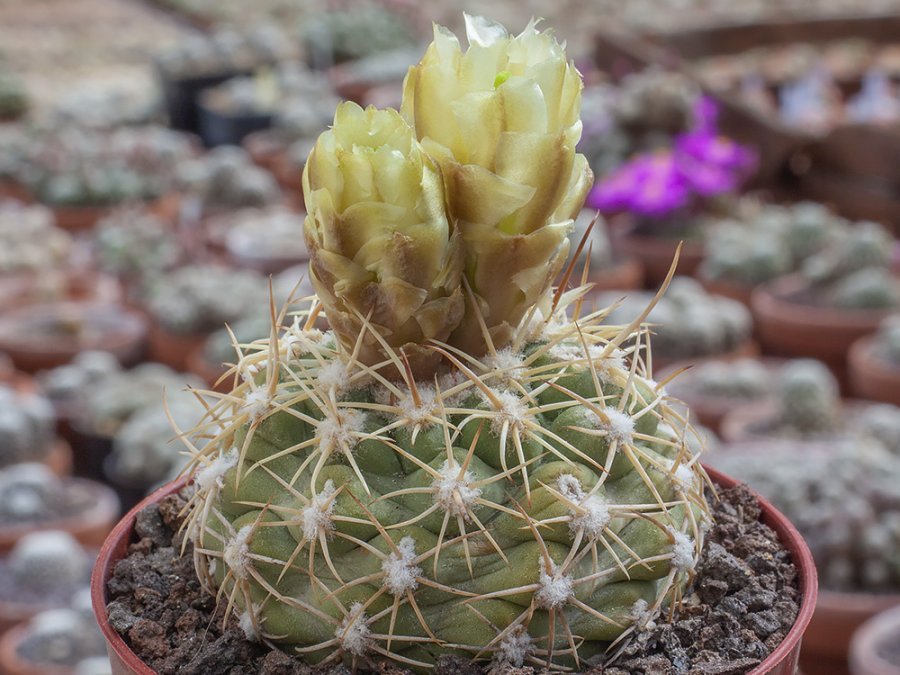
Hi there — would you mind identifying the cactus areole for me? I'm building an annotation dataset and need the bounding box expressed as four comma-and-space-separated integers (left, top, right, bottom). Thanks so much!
185, 15, 712, 672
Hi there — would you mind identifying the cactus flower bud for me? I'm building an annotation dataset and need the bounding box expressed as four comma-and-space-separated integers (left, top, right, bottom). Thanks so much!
402, 15, 593, 354
303, 102, 464, 372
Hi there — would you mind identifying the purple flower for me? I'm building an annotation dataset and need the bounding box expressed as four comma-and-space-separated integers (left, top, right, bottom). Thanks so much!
588, 152, 689, 217
694, 95, 719, 133
675, 130, 757, 174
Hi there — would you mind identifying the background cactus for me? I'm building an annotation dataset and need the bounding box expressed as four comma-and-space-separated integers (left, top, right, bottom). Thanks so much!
93, 209, 183, 284
176, 146, 281, 211
7, 530, 92, 595
872, 315, 900, 365
598, 277, 753, 361
143, 264, 268, 336
0, 202, 70, 275
184, 16, 710, 672
799, 221, 900, 310
0, 386, 56, 468
678, 358, 772, 401
774, 359, 842, 437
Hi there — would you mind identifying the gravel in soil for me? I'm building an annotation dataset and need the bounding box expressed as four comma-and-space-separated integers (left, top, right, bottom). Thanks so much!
107, 484, 800, 675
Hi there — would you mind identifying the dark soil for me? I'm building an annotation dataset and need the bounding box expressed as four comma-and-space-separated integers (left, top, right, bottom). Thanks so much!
106, 485, 800, 675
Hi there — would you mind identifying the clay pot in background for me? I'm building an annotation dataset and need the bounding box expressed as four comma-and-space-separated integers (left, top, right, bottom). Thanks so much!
90, 469, 817, 675
848, 336, 900, 407
581, 258, 645, 301
0, 303, 147, 374
0, 478, 119, 554
243, 129, 288, 175
609, 219, 706, 288
850, 604, 900, 675
0, 622, 78, 675
719, 398, 875, 445
700, 276, 755, 307
0, 271, 121, 313
650, 337, 760, 377
147, 323, 208, 373
657, 358, 785, 434
806, 592, 900, 675
751, 276, 891, 388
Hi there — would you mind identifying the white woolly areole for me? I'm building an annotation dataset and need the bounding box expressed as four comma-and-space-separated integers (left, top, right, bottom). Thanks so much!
534, 561, 573, 610
602, 408, 635, 445
315, 408, 365, 452
337, 602, 371, 656
302, 480, 336, 541
381, 536, 421, 596
432, 461, 482, 519
668, 526, 697, 574
496, 626, 534, 666
317, 360, 350, 394
238, 608, 258, 640
223, 525, 253, 580
240, 363, 260, 385
195, 449, 238, 492
242, 388, 271, 422
630, 599, 657, 631
484, 348, 525, 382
398, 385, 437, 427
668, 461, 696, 493
557, 475, 611, 539
490, 390, 528, 435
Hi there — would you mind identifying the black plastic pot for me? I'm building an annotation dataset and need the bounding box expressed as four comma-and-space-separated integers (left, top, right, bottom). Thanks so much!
157, 65, 248, 135
197, 100, 274, 148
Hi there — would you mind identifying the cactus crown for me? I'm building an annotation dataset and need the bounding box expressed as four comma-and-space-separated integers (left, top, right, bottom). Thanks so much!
184, 15, 711, 672
775, 360, 841, 436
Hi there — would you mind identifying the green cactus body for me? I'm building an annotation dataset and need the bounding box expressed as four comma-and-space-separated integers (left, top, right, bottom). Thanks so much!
185, 304, 710, 671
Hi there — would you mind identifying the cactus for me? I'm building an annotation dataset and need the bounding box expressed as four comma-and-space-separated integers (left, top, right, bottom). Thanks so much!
144, 265, 269, 336
8, 530, 92, 593
857, 404, 900, 455
156, 25, 292, 79
221, 206, 308, 262
93, 209, 182, 283
599, 277, 753, 360
108, 400, 202, 488
14, 607, 106, 669
714, 437, 900, 592
828, 268, 900, 310
701, 221, 792, 286
0, 386, 56, 468
774, 360, 841, 437
183, 16, 710, 672
0, 202, 70, 274
78, 363, 203, 437
176, 146, 281, 210
683, 358, 772, 401
0, 464, 65, 522
802, 221, 894, 286
301, 7, 417, 68
873, 315, 900, 365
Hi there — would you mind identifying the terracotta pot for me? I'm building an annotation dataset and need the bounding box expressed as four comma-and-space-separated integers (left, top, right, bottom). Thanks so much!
751, 275, 892, 387
651, 337, 759, 375
0, 477, 119, 553
848, 336, 900, 407
42, 439, 73, 477
0, 622, 78, 675
609, 219, 706, 288
806, 592, 900, 675
147, 322, 208, 373
0, 181, 32, 203
186, 344, 232, 394
147, 192, 182, 224
0, 303, 148, 373
271, 153, 303, 202
0, 271, 121, 312
720, 398, 874, 444
49, 193, 183, 235
850, 604, 900, 675
91, 468, 816, 675
700, 275, 755, 307
657, 357, 786, 434
582, 257, 645, 297
243, 130, 288, 175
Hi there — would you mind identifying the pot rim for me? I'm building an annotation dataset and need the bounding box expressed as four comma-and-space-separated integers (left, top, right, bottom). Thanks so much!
752, 274, 895, 327
92, 468, 818, 674
850, 604, 900, 675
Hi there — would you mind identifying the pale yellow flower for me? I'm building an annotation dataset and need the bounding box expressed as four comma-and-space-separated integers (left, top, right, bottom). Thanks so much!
402, 15, 593, 354
303, 102, 464, 370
